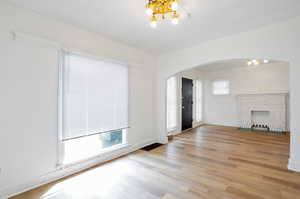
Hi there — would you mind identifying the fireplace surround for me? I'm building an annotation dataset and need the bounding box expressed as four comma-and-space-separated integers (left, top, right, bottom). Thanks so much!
237, 93, 288, 133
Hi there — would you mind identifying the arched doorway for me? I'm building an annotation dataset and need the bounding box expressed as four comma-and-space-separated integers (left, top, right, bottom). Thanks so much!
165, 58, 290, 137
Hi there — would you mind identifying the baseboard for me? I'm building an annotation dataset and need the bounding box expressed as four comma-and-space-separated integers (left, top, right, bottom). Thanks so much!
174, 123, 206, 136
0, 138, 158, 199
157, 136, 168, 144
204, 123, 240, 128
288, 158, 300, 172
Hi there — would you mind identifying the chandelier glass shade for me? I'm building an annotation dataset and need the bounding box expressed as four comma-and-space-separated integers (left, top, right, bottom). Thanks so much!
145, 0, 180, 28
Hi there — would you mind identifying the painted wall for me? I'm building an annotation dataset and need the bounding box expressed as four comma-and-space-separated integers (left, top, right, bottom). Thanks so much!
198, 62, 289, 127
155, 16, 300, 172
1, 2, 300, 198
0, 2, 157, 198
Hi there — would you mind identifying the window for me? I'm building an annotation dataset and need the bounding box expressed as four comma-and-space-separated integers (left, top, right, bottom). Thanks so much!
63, 130, 126, 164
195, 80, 203, 122
61, 52, 128, 164
212, 80, 230, 95
167, 76, 177, 132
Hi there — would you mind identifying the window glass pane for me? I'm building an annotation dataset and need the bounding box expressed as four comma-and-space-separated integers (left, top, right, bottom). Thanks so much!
100, 130, 123, 148
212, 80, 230, 95
195, 80, 202, 122
167, 76, 177, 131
63, 130, 125, 164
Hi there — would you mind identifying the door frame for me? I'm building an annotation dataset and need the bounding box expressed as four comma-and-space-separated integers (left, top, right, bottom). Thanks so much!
181, 77, 194, 131
179, 76, 204, 133
165, 73, 204, 136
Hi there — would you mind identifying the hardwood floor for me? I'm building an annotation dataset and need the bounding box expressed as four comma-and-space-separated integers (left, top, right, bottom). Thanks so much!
11, 125, 300, 199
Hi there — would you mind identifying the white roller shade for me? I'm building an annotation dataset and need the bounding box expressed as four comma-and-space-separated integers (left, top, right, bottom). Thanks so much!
62, 53, 128, 140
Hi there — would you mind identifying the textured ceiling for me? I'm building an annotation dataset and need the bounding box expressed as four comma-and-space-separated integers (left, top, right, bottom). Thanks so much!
4, 0, 300, 54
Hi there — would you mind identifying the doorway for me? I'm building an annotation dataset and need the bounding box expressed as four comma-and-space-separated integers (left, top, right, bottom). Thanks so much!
182, 78, 193, 131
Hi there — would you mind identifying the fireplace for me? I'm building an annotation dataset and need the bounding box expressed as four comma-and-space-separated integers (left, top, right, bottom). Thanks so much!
237, 93, 288, 133
251, 110, 270, 131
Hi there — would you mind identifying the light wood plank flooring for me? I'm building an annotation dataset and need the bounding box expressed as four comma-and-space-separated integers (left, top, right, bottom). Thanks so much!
10, 125, 300, 199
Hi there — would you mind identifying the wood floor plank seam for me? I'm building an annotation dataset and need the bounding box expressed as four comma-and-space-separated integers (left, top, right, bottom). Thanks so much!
10, 125, 300, 199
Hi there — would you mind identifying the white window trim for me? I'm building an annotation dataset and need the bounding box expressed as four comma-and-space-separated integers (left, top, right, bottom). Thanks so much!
212, 80, 230, 95
57, 50, 130, 167
166, 76, 178, 133
195, 79, 203, 123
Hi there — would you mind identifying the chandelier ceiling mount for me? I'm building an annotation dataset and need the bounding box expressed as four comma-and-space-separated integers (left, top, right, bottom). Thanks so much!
145, 0, 181, 28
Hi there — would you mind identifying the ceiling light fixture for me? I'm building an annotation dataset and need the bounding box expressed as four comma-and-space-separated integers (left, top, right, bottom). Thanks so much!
252, 59, 259, 65
171, 1, 179, 11
150, 15, 158, 28
146, 8, 153, 16
247, 59, 270, 66
172, 12, 179, 24
145, 0, 181, 28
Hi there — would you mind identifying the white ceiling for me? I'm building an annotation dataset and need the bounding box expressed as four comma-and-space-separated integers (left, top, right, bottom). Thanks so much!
5, 0, 300, 54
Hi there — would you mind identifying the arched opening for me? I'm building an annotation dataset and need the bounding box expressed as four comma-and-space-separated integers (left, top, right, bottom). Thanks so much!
165, 58, 290, 138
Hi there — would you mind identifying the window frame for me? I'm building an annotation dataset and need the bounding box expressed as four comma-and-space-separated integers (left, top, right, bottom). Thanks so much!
195, 79, 203, 122
166, 76, 178, 133
212, 80, 230, 95
57, 50, 129, 166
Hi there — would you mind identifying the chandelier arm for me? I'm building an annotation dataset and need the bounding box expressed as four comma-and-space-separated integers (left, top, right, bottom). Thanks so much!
146, 0, 182, 27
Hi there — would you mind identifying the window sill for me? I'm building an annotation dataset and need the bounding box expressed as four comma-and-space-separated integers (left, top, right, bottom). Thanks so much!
60, 143, 129, 169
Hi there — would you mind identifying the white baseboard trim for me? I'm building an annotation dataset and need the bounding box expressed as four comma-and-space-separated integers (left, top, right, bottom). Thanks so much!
157, 136, 168, 144
204, 123, 240, 128
0, 138, 158, 199
288, 158, 300, 172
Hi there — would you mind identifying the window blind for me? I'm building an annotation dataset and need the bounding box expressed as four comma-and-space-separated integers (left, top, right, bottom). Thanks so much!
167, 76, 177, 131
212, 80, 230, 95
62, 53, 128, 141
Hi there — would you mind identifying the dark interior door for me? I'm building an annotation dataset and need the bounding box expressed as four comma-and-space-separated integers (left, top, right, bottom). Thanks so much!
182, 78, 193, 131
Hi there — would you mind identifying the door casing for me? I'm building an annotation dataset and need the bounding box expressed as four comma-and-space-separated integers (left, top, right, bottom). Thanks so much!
181, 78, 193, 131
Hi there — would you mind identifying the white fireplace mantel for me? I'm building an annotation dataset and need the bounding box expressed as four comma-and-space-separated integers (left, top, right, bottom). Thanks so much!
237, 93, 288, 132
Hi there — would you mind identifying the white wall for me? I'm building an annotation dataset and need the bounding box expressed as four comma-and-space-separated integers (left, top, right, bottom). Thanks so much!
155, 16, 300, 172
198, 62, 289, 127
1, 2, 300, 198
0, 2, 157, 198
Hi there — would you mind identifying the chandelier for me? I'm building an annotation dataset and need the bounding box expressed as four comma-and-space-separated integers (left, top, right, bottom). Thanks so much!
145, 0, 180, 28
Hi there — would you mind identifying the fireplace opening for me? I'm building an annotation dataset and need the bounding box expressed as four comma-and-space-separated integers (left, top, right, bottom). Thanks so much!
251, 124, 270, 131
251, 110, 270, 131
